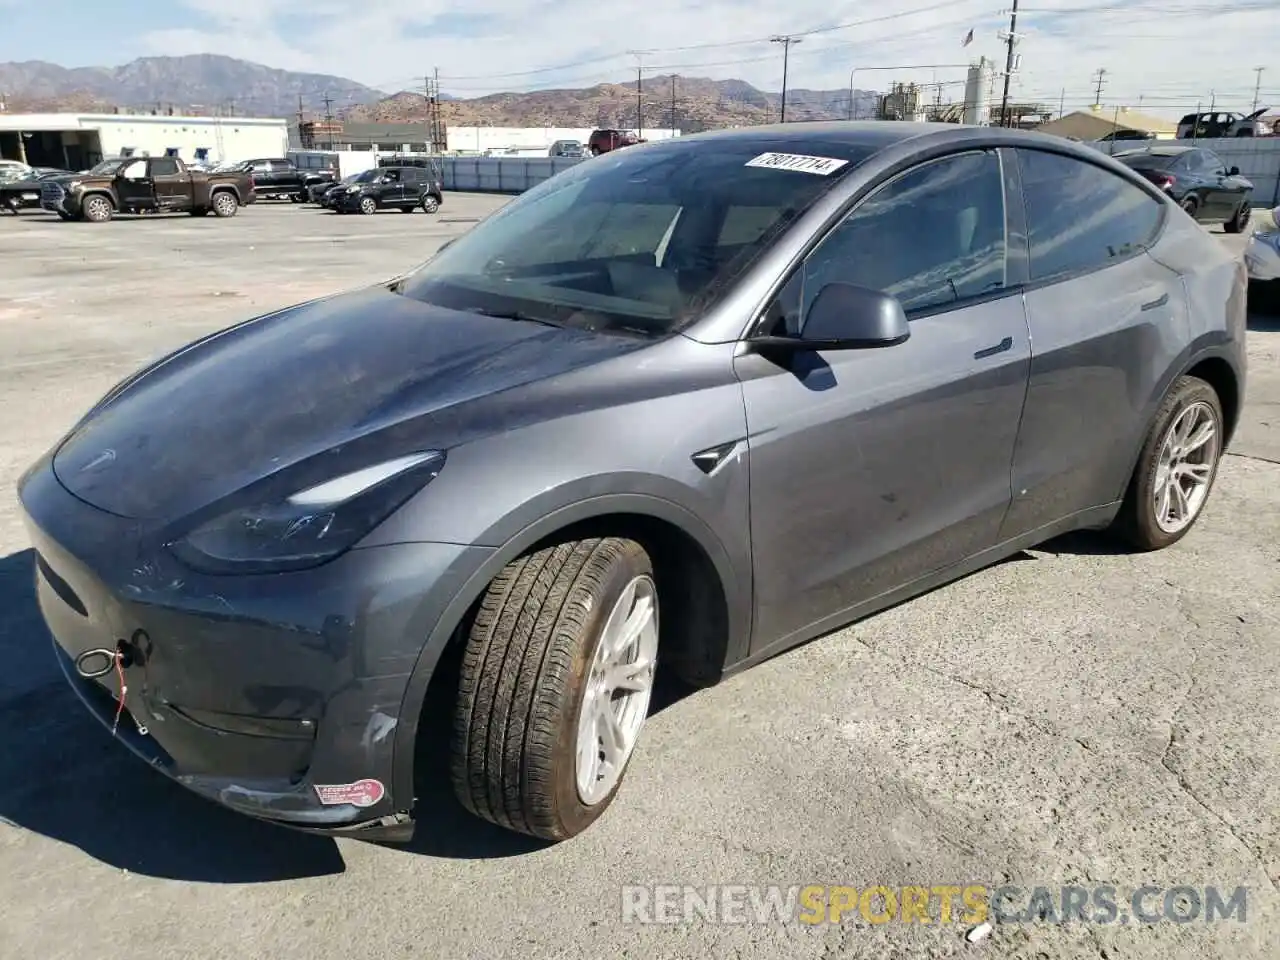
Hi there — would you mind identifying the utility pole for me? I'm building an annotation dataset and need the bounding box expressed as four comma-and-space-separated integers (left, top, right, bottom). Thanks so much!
296, 94, 305, 148
1058, 87, 1065, 119
433, 67, 442, 152
770, 36, 802, 122
997, 0, 1020, 127
1092, 68, 1107, 108
670, 75, 677, 134
1252, 67, 1265, 112
322, 92, 335, 150
627, 51, 650, 137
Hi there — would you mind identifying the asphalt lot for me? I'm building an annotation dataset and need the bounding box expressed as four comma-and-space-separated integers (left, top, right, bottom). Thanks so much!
0, 198, 1277, 960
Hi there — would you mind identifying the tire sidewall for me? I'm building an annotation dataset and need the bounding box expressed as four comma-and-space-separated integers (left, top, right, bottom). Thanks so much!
423, 196, 440, 213
83, 195, 112, 222
212, 192, 238, 217
360, 196, 376, 215
550, 544, 655, 837
1128, 377, 1224, 549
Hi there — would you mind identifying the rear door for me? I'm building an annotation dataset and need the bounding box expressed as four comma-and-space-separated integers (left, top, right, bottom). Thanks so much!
738, 149, 1032, 647
148, 157, 187, 208
998, 147, 1180, 539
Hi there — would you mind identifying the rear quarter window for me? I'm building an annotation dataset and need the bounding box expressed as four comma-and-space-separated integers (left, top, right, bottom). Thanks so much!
1016, 149, 1164, 283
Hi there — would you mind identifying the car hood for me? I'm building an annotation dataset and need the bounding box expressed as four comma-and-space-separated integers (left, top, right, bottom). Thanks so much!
52, 285, 648, 521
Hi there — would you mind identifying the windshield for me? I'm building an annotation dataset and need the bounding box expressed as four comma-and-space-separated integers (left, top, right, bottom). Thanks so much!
353, 168, 383, 183
395, 139, 870, 336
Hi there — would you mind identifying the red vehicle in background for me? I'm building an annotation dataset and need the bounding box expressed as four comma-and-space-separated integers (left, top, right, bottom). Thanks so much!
588, 129, 645, 156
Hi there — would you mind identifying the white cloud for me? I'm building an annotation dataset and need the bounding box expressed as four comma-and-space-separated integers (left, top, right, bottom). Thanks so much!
141, 0, 1278, 119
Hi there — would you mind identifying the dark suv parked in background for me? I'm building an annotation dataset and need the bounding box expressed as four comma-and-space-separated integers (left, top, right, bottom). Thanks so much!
331, 165, 444, 214
588, 129, 644, 156
241, 158, 336, 201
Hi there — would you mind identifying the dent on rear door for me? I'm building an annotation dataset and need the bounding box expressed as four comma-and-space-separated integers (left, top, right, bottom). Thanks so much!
1003, 254, 1187, 539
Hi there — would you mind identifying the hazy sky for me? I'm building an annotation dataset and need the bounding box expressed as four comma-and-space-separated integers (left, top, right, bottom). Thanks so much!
2, 0, 1274, 118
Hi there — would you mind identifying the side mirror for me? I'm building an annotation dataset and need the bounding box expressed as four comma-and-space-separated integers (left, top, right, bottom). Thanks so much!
1229, 166, 1240, 176
749, 283, 910, 352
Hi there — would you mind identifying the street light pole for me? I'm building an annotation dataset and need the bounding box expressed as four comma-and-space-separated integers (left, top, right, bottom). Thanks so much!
771, 35, 802, 122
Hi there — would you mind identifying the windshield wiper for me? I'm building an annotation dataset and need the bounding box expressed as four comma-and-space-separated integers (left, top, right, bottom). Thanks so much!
469, 307, 564, 329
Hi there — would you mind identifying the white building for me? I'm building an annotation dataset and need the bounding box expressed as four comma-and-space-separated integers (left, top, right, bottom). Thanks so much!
0, 113, 289, 170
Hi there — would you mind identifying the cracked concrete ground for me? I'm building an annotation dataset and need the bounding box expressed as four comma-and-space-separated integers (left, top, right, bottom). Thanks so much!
0, 201, 1277, 960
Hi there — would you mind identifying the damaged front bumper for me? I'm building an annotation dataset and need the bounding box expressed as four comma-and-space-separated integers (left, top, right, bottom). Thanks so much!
19, 455, 478, 839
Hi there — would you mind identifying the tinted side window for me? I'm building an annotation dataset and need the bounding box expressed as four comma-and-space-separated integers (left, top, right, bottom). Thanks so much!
150, 158, 179, 176
1016, 149, 1162, 282
1201, 150, 1227, 174
801, 150, 1007, 317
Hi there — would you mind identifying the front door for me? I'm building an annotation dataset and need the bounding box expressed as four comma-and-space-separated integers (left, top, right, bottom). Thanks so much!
114, 158, 153, 208
378, 168, 405, 203
738, 149, 1031, 649
998, 146, 1182, 539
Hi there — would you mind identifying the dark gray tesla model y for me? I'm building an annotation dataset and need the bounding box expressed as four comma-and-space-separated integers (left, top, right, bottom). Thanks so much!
18, 122, 1247, 843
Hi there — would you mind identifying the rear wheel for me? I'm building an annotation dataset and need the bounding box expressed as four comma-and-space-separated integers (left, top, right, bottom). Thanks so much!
1224, 202, 1250, 234
450, 537, 659, 841
211, 191, 238, 218
1179, 196, 1199, 218
422, 194, 440, 214
1112, 375, 1224, 551
81, 194, 113, 223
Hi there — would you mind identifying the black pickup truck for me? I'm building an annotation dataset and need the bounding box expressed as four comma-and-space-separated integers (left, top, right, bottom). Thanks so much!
241, 157, 336, 201
40, 156, 256, 222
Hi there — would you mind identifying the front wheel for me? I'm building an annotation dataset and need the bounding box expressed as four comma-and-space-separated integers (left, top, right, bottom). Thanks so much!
1179, 196, 1199, 218
358, 196, 377, 215
1111, 375, 1224, 551
451, 537, 659, 841
421, 194, 440, 214
81, 194, 113, 223
1224, 202, 1250, 234
211, 191, 239, 218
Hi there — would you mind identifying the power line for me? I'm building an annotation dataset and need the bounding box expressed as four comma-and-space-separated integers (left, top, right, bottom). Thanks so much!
435, 0, 977, 82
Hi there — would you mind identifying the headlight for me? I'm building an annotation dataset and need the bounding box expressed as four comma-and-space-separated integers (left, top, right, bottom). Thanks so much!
168, 451, 445, 574
67, 180, 80, 189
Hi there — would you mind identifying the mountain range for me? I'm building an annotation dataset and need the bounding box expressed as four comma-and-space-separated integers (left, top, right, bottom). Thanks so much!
0, 55, 877, 130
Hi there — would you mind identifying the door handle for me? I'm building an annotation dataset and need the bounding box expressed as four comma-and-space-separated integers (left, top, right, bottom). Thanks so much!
1140, 293, 1169, 312
973, 336, 1013, 360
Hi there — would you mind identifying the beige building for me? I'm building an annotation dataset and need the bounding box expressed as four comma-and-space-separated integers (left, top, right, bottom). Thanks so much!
1036, 106, 1177, 141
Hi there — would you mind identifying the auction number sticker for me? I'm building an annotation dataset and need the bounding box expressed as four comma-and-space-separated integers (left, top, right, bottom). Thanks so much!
314, 778, 386, 808
744, 152, 849, 175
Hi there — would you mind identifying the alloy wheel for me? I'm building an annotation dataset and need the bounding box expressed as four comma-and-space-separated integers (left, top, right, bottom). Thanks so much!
575, 574, 658, 806
1152, 400, 1220, 534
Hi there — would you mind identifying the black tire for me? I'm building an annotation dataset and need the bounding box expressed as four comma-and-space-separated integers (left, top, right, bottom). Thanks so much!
56, 211, 74, 221
1111, 375, 1224, 551
590, 147, 601, 157
358, 196, 377, 215
211, 191, 238, 218
188, 207, 209, 217
451, 537, 656, 841
1224, 202, 1250, 234
81, 193, 113, 223
290, 193, 304, 203
398, 205, 415, 212
421, 194, 440, 214
1179, 195, 1199, 218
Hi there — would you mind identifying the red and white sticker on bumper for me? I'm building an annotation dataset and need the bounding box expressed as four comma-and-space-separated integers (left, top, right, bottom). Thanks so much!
314, 778, 386, 808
